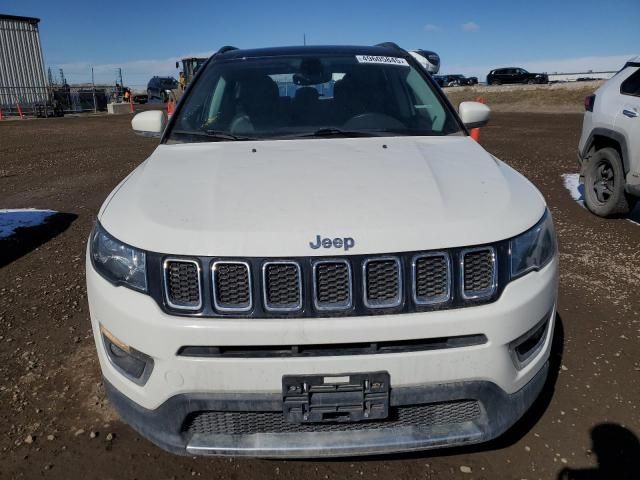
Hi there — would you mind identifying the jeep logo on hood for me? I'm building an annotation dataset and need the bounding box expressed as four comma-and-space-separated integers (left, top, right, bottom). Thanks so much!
309, 235, 355, 251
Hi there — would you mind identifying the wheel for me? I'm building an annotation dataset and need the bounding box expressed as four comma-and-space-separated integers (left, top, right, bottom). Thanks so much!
490, 79, 501, 86
582, 147, 635, 217
527, 79, 536, 84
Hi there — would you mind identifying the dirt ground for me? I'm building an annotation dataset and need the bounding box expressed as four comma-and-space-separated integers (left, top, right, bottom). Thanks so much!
445, 82, 603, 114
0, 111, 639, 479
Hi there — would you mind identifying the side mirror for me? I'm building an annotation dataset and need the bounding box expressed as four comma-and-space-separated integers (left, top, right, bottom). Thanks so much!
458, 101, 491, 129
175, 61, 179, 69
131, 110, 167, 137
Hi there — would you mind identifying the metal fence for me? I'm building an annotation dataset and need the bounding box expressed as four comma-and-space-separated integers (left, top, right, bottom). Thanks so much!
0, 84, 130, 117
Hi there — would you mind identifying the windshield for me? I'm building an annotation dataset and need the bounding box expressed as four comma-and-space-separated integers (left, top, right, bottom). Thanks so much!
167, 54, 462, 142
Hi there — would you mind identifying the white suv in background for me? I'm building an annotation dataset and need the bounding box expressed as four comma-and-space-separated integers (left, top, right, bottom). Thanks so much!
86, 43, 558, 457
579, 56, 640, 217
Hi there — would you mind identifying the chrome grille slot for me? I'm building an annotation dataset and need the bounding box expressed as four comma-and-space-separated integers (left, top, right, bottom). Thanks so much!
262, 261, 302, 311
164, 259, 202, 310
313, 260, 352, 311
212, 261, 252, 312
363, 257, 402, 308
413, 253, 451, 305
461, 247, 497, 300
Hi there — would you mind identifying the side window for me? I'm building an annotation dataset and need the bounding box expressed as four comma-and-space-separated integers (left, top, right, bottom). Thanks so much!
621, 68, 640, 97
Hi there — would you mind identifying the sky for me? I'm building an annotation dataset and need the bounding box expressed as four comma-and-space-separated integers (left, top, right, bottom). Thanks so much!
1, 0, 638, 88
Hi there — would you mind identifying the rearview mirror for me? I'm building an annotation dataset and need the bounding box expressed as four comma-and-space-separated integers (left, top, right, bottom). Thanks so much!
131, 110, 167, 137
458, 101, 491, 129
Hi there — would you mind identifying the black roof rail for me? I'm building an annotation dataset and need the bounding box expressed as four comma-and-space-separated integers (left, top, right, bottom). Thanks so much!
374, 42, 406, 52
216, 46, 239, 55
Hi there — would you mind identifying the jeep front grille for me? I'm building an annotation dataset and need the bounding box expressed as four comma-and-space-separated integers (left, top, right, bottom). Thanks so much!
263, 261, 302, 311
313, 260, 352, 310
413, 253, 451, 305
164, 259, 202, 310
461, 247, 497, 300
363, 258, 402, 308
183, 400, 481, 435
212, 261, 252, 312
157, 243, 503, 317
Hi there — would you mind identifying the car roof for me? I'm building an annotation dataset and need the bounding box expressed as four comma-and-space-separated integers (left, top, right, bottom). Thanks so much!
216, 45, 410, 60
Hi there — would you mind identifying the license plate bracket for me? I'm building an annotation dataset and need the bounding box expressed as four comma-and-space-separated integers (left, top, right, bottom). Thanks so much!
282, 371, 390, 424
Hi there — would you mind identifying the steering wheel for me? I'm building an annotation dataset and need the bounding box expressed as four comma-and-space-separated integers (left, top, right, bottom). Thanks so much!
343, 113, 406, 131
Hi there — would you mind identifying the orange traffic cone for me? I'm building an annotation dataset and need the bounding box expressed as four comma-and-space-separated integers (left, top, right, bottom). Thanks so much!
129, 94, 134, 113
167, 98, 174, 116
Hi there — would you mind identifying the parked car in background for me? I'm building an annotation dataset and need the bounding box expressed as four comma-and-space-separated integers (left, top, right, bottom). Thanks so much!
434, 74, 478, 87
132, 93, 148, 104
147, 76, 178, 102
88, 43, 558, 458
578, 56, 640, 217
487, 68, 548, 85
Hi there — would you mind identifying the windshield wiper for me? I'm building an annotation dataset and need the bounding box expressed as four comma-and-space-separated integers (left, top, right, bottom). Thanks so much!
283, 128, 382, 139
170, 129, 256, 141
200, 128, 256, 141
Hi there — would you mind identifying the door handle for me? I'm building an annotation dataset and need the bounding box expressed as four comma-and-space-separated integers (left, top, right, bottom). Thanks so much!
623, 109, 639, 118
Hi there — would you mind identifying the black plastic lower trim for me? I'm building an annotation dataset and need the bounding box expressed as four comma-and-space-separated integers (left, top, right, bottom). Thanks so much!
104, 362, 549, 457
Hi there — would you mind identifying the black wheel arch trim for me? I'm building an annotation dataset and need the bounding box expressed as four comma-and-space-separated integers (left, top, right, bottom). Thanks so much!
581, 127, 630, 173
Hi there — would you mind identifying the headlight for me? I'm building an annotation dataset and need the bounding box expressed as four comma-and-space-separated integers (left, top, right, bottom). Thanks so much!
510, 209, 557, 278
90, 223, 147, 292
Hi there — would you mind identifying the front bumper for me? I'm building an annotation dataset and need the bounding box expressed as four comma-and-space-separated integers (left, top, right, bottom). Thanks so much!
88, 251, 557, 456
105, 361, 548, 457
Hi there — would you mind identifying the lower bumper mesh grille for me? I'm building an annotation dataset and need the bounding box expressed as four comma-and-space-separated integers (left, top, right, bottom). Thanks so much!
184, 400, 481, 435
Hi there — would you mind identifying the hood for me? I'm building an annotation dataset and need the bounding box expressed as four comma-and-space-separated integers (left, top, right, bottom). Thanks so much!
100, 136, 546, 257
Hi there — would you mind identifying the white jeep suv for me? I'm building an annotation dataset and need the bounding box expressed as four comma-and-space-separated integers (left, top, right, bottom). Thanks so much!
578, 56, 640, 217
86, 44, 558, 457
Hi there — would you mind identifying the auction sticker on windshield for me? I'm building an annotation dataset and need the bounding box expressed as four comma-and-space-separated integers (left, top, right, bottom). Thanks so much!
355, 55, 409, 66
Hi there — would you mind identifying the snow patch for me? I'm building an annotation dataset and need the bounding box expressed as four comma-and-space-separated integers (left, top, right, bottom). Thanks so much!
0, 209, 58, 239
562, 173, 585, 206
562, 173, 640, 225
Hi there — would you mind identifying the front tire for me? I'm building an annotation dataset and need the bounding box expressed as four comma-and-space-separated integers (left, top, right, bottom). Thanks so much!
582, 147, 635, 217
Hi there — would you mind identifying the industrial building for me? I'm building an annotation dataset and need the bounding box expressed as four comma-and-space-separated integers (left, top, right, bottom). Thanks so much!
0, 13, 49, 113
